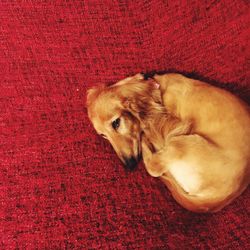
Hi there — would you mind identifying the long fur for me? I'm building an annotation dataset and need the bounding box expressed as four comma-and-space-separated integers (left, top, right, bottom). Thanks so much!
87, 73, 250, 213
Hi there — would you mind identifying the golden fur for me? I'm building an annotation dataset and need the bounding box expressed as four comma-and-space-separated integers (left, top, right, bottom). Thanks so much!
87, 73, 250, 212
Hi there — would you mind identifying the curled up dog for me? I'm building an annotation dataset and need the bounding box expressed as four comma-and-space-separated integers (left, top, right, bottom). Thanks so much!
86, 73, 250, 212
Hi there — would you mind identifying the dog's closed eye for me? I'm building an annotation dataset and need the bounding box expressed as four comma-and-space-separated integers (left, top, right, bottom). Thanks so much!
112, 118, 120, 130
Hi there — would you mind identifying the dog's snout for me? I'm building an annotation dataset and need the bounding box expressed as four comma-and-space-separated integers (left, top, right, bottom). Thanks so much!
124, 157, 138, 171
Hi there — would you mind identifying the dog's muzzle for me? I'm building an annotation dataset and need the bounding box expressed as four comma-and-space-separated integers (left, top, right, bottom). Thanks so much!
124, 156, 138, 171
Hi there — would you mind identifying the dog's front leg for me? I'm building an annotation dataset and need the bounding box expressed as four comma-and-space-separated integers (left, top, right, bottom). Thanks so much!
141, 135, 166, 177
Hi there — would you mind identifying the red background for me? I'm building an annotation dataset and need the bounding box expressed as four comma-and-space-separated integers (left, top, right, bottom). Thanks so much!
1, 1, 249, 249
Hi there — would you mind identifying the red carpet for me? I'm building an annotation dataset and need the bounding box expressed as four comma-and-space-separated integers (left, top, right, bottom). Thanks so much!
1, 1, 249, 249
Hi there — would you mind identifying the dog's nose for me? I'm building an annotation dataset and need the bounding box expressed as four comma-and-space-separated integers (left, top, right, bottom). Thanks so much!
124, 157, 138, 171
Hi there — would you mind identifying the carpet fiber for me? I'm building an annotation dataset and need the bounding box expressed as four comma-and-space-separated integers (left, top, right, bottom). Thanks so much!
1, 1, 249, 249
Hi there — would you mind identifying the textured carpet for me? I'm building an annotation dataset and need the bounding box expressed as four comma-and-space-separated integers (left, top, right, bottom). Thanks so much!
1, 1, 249, 249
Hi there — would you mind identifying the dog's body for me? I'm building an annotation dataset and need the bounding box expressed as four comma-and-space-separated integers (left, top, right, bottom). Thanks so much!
87, 73, 250, 212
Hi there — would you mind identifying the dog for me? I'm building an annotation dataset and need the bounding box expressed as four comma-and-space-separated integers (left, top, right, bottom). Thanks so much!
87, 73, 250, 212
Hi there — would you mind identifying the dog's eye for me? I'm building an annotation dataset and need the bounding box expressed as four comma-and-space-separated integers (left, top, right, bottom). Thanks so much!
112, 118, 120, 130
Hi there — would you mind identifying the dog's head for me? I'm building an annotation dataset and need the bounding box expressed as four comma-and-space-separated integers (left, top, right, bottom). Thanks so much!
86, 74, 162, 170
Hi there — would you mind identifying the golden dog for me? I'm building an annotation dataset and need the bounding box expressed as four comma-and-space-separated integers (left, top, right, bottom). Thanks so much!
87, 73, 250, 212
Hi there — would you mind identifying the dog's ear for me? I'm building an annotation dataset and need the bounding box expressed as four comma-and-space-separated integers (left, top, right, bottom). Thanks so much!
86, 85, 105, 107
121, 79, 164, 122
123, 97, 147, 122
114, 73, 144, 86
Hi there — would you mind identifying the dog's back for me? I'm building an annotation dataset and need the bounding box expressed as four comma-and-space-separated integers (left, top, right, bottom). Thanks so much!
153, 74, 250, 211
